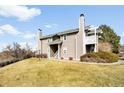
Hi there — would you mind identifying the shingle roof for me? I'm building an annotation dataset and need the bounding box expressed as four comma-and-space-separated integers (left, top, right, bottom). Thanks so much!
40, 28, 79, 40
40, 26, 91, 40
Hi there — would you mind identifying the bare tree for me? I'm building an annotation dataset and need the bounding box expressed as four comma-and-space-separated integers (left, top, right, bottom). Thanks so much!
2, 42, 34, 59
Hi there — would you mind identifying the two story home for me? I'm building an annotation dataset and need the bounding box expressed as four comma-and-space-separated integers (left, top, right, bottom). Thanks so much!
37, 14, 110, 60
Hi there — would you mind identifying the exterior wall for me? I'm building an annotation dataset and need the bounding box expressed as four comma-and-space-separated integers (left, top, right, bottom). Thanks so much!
60, 33, 76, 60
85, 34, 99, 52
37, 31, 42, 53
76, 14, 85, 60
40, 35, 112, 60
41, 39, 49, 54
39, 14, 104, 60
40, 33, 77, 60
85, 35, 96, 44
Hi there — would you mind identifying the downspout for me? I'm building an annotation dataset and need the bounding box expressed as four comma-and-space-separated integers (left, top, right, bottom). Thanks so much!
75, 35, 77, 60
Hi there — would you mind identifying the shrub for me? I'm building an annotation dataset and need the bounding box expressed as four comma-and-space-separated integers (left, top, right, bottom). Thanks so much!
61, 57, 64, 60
41, 54, 48, 58
80, 51, 119, 63
35, 54, 40, 58
35, 53, 48, 58
69, 57, 73, 60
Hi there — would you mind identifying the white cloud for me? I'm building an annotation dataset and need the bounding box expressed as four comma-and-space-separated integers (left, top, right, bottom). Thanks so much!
0, 24, 36, 52
45, 24, 52, 28
122, 32, 124, 37
0, 24, 21, 35
19, 41, 36, 51
0, 30, 3, 35
0, 43, 6, 49
21, 32, 36, 39
0, 43, 10, 52
0, 5, 41, 21
0, 24, 36, 39
44, 23, 58, 28
52, 24, 58, 26
19, 42, 28, 48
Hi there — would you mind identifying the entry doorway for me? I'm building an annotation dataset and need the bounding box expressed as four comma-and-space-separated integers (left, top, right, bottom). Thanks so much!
50, 44, 58, 58
86, 44, 95, 53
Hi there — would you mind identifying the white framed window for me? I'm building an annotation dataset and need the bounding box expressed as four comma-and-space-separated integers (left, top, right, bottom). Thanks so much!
48, 39, 49, 42
63, 48, 67, 55
63, 35, 67, 40
48, 38, 51, 42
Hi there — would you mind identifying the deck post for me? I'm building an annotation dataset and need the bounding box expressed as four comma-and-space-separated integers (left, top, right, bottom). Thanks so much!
94, 28, 98, 52
58, 44, 60, 59
48, 46, 50, 59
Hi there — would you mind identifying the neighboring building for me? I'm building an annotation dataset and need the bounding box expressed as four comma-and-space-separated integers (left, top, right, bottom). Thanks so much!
119, 45, 124, 57
37, 14, 110, 60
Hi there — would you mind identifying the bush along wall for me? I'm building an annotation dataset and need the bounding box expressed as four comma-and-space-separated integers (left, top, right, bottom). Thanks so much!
80, 51, 119, 63
0, 58, 23, 67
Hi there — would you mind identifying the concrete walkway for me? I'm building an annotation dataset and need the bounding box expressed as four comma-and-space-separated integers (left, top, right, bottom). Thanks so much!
114, 60, 124, 64
51, 58, 124, 65
80, 60, 124, 65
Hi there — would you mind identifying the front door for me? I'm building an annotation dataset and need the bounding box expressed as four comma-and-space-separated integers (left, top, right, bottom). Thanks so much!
50, 44, 58, 58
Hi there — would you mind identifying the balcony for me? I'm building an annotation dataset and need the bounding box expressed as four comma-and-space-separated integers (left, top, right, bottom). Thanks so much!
85, 35, 97, 44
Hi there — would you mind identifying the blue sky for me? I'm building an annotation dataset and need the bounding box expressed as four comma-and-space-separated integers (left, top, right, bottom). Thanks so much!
0, 5, 124, 51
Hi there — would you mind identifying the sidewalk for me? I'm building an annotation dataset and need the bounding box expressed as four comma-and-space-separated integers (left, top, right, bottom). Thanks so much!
50, 58, 124, 65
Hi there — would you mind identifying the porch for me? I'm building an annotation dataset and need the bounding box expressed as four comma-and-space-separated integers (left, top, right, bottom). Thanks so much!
48, 40, 62, 59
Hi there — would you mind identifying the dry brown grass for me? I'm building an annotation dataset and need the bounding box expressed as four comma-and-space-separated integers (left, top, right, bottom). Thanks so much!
0, 58, 124, 87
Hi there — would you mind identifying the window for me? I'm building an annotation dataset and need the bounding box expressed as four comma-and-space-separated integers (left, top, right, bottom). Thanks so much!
64, 50, 67, 54
53, 35, 60, 41
48, 39, 49, 42
63, 48, 67, 55
48, 39, 51, 42
63, 35, 67, 40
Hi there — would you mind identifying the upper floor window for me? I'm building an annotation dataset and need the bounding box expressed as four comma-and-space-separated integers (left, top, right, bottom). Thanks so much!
53, 35, 60, 41
63, 35, 67, 40
48, 39, 50, 42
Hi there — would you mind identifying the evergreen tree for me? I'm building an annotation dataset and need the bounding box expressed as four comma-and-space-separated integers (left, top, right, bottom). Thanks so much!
98, 25, 120, 53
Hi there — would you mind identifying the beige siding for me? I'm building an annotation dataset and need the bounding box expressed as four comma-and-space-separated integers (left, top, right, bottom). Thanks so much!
41, 39, 48, 54
60, 33, 76, 60
76, 15, 85, 60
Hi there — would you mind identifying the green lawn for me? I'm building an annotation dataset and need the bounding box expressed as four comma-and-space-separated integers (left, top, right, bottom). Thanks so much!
0, 58, 124, 87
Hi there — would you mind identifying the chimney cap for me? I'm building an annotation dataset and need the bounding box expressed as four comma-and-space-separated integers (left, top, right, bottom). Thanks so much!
38, 28, 42, 32
80, 14, 84, 16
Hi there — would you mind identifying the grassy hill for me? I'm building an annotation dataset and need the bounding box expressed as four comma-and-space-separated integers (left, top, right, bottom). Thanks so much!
0, 58, 124, 87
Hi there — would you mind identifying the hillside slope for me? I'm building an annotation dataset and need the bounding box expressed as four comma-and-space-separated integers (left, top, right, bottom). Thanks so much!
0, 58, 124, 87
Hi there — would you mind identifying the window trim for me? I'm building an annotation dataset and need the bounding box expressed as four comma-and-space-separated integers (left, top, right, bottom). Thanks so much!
63, 35, 67, 40
63, 48, 67, 55
48, 39, 49, 42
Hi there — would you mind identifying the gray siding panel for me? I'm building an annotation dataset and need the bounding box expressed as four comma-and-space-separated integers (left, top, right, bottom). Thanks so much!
61, 33, 76, 60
